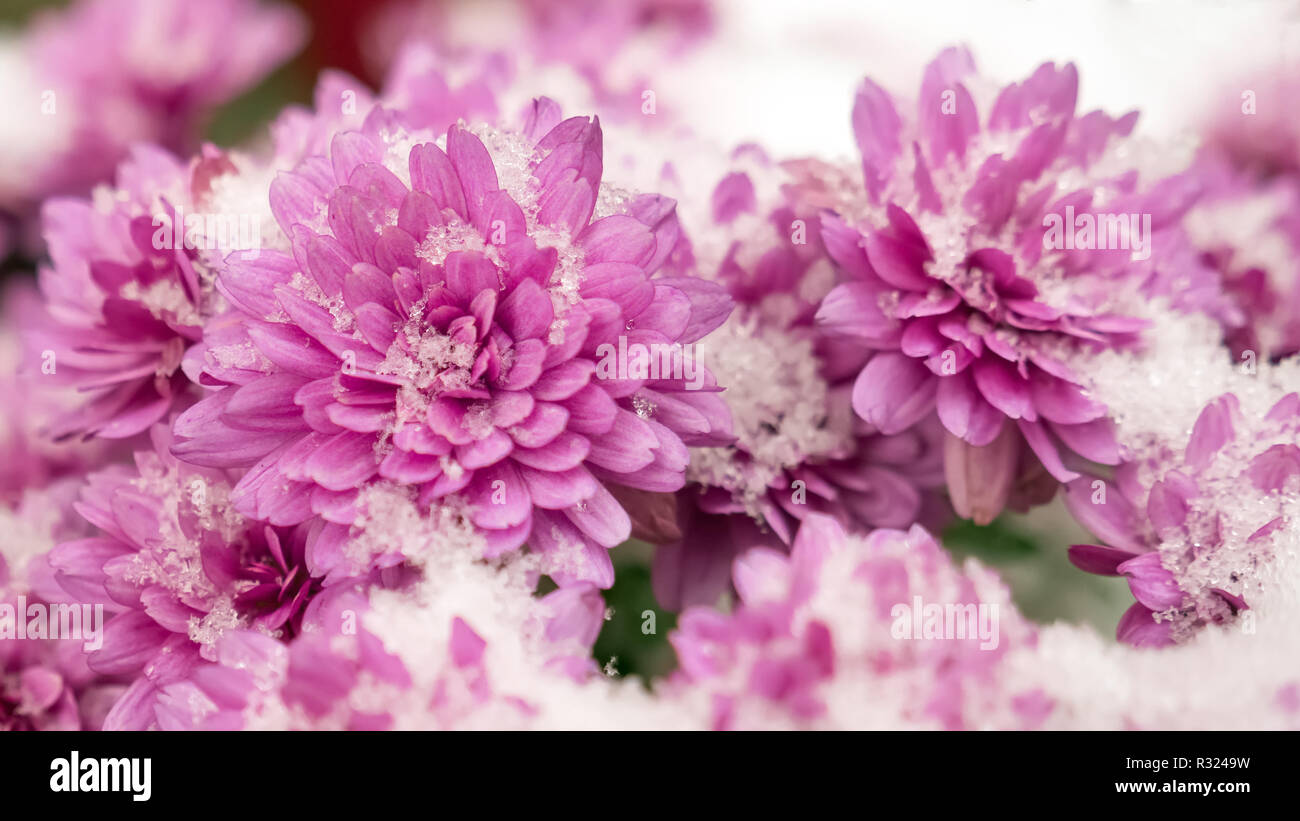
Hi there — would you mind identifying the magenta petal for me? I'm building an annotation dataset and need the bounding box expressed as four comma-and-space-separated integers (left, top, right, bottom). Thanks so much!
140, 586, 202, 633
652, 277, 733, 343
449, 617, 487, 667
224, 373, 312, 432
1028, 369, 1105, 424
466, 461, 531, 528
1068, 543, 1138, 576
852, 77, 902, 200
378, 449, 442, 483
508, 401, 570, 448
1118, 552, 1184, 611
247, 322, 338, 379
454, 429, 514, 469
919, 47, 979, 162
816, 282, 899, 344
585, 409, 657, 473
443, 251, 501, 304
1115, 602, 1174, 648
330, 131, 382, 185
862, 231, 931, 291
943, 427, 1016, 525
972, 357, 1034, 420
304, 431, 380, 491
446, 126, 499, 222
563, 483, 630, 547
709, 171, 757, 223
1146, 471, 1195, 532
732, 547, 792, 606
1062, 476, 1142, 551
409, 142, 468, 218
578, 214, 656, 265
517, 464, 598, 510
531, 360, 596, 402
1049, 418, 1120, 465
497, 339, 546, 392
497, 278, 553, 341
789, 513, 843, 571
19, 668, 65, 714
89, 612, 172, 675
1247, 444, 1300, 491
851, 352, 937, 435
172, 393, 294, 467
936, 370, 1003, 446
1017, 419, 1079, 482
510, 432, 590, 472
530, 510, 615, 587
1184, 394, 1237, 470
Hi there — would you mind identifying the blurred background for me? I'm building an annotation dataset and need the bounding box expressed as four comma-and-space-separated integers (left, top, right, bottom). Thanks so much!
6, 0, 1293, 153
4, 0, 1293, 680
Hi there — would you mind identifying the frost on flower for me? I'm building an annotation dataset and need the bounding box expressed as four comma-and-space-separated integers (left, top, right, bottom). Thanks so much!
809, 47, 1213, 526
47, 426, 329, 729
668, 514, 1038, 729
1065, 302, 1300, 648
170, 99, 732, 589
28, 146, 210, 440
1181, 153, 1300, 361
7, 4, 1300, 735
150, 526, 692, 730
0, 284, 118, 501
25, 40, 512, 446
646, 147, 946, 610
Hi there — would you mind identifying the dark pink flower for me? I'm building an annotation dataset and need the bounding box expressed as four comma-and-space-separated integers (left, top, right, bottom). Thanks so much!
0, 284, 122, 502
1065, 392, 1297, 646
812, 48, 1208, 523
47, 426, 330, 728
29, 146, 208, 441
648, 159, 946, 610
1182, 153, 1300, 360
171, 101, 732, 588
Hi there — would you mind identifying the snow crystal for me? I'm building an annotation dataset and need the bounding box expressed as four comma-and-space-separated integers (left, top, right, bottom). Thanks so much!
688, 314, 849, 512
1075, 299, 1300, 635
119, 278, 201, 328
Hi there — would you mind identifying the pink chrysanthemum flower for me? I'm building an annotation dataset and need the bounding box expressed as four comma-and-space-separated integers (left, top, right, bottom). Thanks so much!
27, 43, 506, 445
1065, 392, 1298, 647
644, 156, 946, 609
811, 47, 1211, 524
171, 100, 732, 587
47, 426, 330, 729
29, 146, 210, 440
1181, 154, 1300, 360
668, 514, 1042, 730
0, 284, 122, 502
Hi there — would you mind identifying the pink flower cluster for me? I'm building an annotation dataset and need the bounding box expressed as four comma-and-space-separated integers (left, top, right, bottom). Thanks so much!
2, 0, 1300, 730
